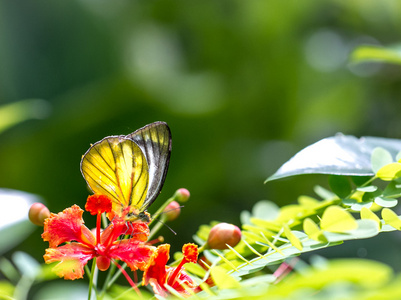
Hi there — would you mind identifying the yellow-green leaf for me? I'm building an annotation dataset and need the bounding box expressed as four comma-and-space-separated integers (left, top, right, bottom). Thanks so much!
382, 208, 401, 230
303, 218, 328, 243
360, 207, 381, 230
320, 206, 357, 233
376, 163, 401, 181
283, 224, 303, 250
210, 266, 240, 289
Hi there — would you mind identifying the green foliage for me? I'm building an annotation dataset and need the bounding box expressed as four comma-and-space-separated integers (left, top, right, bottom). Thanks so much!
351, 44, 401, 66
185, 135, 401, 299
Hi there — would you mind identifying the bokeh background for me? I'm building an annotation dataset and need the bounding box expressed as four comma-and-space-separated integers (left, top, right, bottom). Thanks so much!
2, 0, 401, 281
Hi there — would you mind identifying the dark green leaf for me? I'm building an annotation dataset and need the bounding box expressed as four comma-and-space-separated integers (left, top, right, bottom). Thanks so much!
362, 188, 382, 202
351, 176, 373, 187
383, 181, 401, 197
329, 175, 351, 199
266, 135, 401, 182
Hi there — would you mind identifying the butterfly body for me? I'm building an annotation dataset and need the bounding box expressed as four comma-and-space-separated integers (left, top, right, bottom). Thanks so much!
80, 122, 172, 221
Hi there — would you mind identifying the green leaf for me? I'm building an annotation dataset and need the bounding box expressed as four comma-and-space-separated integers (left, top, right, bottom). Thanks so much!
276, 258, 392, 293
329, 175, 351, 199
362, 187, 382, 202
266, 135, 401, 182
374, 196, 398, 208
314, 185, 336, 200
211, 266, 241, 289
351, 45, 401, 65
351, 176, 372, 187
382, 208, 401, 230
0, 99, 50, 134
320, 206, 358, 233
376, 163, 401, 181
360, 207, 381, 230
303, 218, 328, 243
343, 199, 373, 211
383, 181, 401, 197
371, 147, 394, 174
252, 200, 280, 221
356, 185, 377, 192
0, 189, 38, 255
350, 201, 373, 212
283, 224, 303, 250
323, 220, 379, 242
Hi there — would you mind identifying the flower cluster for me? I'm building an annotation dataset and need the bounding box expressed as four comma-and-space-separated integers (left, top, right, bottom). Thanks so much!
39, 192, 206, 297
42, 195, 155, 279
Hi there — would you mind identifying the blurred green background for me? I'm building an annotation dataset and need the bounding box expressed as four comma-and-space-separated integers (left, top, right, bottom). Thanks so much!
1, 0, 401, 275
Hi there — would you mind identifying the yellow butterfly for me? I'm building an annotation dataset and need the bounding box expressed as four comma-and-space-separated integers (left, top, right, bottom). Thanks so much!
80, 121, 172, 222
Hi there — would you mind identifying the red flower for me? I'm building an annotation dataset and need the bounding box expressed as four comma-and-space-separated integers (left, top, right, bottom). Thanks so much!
42, 195, 155, 280
143, 243, 201, 297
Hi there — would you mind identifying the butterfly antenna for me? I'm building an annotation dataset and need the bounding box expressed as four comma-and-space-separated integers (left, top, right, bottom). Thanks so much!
154, 217, 177, 235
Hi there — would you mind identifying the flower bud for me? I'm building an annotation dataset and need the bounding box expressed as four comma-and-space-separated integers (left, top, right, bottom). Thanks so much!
174, 188, 190, 203
28, 203, 50, 226
96, 256, 111, 271
207, 223, 241, 250
163, 201, 181, 221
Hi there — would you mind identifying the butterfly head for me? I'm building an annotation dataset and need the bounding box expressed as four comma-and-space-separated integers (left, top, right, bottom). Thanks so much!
124, 210, 151, 224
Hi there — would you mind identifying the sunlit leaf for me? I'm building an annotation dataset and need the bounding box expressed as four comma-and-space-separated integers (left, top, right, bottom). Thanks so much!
314, 185, 336, 200
0, 99, 50, 134
320, 206, 357, 233
303, 218, 328, 243
0, 281, 14, 298
356, 186, 378, 192
351, 45, 401, 65
0, 189, 38, 255
266, 135, 401, 182
323, 220, 379, 242
275, 258, 392, 294
376, 163, 401, 181
211, 266, 241, 289
252, 200, 280, 221
382, 208, 401, 230
297, 196, 320, 208
371, 147, 394, 174
350, 201, 373, 212
329, 175, 351, 199
360, 207, 381, 230
374, 196, 398, 208
283, 224, 302, 251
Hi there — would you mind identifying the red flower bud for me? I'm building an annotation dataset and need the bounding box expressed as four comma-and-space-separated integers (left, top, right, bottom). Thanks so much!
28, 203, 50, 226
163, 201, 180, 221
207, 223, 241, 250
174, 188, 190, 203
96, 256, 111, 271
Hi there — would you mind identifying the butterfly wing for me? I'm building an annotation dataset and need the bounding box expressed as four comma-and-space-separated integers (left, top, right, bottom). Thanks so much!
127, 121, 171, 212
80, 136, 149, 215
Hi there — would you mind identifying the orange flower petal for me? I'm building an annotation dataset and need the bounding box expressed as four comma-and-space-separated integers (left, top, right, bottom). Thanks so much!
42, 205, 95, 248
143, 244, 170, 286
166, 266, 200, 296
85, 194, 112, 215
182, 243, 198, 264
109, 240, 156, 272
44, 243, 95, 280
